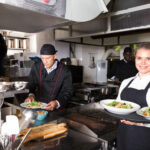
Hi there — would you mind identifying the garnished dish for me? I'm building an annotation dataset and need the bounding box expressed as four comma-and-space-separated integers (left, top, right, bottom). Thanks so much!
20, 101, 47, 109
26, 101, 42, 108
100, 99, 140, 115
107, 100, 133, 109
137, 107, 150, 120
142, 107, 150, 116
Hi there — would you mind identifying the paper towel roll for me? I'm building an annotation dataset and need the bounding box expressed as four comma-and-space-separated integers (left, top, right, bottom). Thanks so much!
71, 58, 78, 66
4, 115, 19, 135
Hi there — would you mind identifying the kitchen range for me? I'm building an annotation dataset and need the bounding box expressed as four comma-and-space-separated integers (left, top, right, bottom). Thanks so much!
70, 83, 119, 106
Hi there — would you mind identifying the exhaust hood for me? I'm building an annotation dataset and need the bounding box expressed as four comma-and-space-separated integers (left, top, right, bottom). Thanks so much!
0, 0, 109, 33
54, 1, 150, 42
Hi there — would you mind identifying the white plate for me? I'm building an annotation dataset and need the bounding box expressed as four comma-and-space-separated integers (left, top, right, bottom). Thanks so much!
136, 107, 150, 120
20, 102, 47, 109
100, 99, 141, 115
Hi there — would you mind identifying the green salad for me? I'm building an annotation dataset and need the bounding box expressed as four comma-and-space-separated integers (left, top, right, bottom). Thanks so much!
107, 101, 133, 109
142, 107, 150, 116
26, 101, 42, 108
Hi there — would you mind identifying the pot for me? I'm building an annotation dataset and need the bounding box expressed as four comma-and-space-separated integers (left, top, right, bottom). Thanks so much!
14, 81, 28, 90
60, 58, 71, 65
0, 82, 14, 92
100, 87, 113, 95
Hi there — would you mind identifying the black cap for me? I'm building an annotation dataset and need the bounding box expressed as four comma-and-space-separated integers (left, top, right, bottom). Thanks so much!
40, 44, 57, 55
124, 47, 132, 53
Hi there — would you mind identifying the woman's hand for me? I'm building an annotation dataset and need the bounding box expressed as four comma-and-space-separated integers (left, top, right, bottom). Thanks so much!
24, 95, 35, 102
43, 100, 58, 111
121, 120, 143, 126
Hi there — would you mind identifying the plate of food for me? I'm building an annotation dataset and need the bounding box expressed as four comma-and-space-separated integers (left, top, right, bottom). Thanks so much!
20, 101, 47, 109
136, 107, 150, 120
100, 99, 141, 115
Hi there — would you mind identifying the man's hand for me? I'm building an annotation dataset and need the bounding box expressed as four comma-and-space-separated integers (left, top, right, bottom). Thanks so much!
43, 100, 58, 111
114, 77, 120, 83
24, 95, 35, 102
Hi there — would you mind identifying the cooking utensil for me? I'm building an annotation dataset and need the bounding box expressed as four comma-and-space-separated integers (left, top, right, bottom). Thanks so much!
4, 102, 23, 111
16, 128, 32, 150
0, 82, 14, 92
0, 135, 11, 150
0, 93, 4, 133
14, 81, 28, 91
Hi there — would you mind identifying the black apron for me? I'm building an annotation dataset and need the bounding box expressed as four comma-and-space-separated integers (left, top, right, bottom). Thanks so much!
38, 63, 63, 103
117, 79, 150, 150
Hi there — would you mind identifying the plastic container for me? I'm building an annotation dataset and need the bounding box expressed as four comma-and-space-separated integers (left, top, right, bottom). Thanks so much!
36, 110, 48, 121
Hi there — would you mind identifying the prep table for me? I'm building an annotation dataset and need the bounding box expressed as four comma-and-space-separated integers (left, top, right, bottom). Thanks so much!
2, 102, 117, 150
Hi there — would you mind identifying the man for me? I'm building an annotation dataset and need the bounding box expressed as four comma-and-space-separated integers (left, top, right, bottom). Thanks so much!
25, 44, 73, 111
111, 47, 137, 84
0, 33, 7, 76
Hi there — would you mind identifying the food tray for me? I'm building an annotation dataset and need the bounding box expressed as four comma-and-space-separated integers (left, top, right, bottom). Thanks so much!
104, 109, 150, 123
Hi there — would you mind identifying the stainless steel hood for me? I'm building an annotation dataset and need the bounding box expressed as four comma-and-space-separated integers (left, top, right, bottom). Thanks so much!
54, 0, 150, 42
0, 0, 109, 33
0, 0, 71, 33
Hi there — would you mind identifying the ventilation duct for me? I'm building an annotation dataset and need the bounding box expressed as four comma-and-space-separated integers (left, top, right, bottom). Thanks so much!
0, 0, 110, 33
65, 0, 109, 22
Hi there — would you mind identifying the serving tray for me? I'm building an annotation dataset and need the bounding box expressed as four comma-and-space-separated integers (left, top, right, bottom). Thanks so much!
104, 109, 150, 123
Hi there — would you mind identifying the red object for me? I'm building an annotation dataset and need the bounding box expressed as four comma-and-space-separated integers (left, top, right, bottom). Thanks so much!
42, 0, 50, 4
121, 120, 126, 123
12, 134, 16, 143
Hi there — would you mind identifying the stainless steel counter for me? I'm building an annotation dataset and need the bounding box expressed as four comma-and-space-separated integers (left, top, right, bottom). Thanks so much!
4, 89, 28, 98
3, 101, 117, 150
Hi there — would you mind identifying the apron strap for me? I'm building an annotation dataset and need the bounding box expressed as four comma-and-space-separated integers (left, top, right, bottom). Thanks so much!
126, 78, 134, 88
39, 63, 63, 101
50, 64, 63, 99
40, 62, 43, 98
145, 81, 150, 91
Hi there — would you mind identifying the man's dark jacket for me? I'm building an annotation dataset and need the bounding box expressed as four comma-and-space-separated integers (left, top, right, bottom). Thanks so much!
114, 59, 137, 82
28, 60, 73, 108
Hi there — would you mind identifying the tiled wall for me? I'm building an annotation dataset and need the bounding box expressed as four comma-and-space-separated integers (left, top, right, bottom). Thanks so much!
75, 44, 105, 83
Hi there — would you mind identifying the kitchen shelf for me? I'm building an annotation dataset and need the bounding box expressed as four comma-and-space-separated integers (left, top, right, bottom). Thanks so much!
4, 36, 28, 40
5, 37, 29, 50
8, 48, 27, 50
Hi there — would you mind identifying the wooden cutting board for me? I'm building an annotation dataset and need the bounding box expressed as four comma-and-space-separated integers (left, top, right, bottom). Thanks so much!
18, 122, 67, 143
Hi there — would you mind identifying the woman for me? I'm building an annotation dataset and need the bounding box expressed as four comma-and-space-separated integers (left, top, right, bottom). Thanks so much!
116, 43, 150, 150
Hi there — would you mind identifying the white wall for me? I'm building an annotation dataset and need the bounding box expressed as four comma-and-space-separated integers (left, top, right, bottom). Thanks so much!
29, 28, 105, 83
75, 44, 105, 83
29, 29, 70, 60
35, 29, 55, 54
55, 41, 70, 60
29, 29, 150, 83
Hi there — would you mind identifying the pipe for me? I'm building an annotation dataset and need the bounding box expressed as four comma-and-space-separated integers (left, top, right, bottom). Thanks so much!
102, 49, 119, 60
